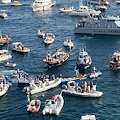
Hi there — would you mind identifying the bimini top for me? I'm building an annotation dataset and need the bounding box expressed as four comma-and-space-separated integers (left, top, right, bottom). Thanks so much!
0, 49, 8, 54
13, 42, 22, 45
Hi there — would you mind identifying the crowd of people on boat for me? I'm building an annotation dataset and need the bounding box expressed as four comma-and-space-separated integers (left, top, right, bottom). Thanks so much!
17, 69, 28, 79
74, 81, 97, 93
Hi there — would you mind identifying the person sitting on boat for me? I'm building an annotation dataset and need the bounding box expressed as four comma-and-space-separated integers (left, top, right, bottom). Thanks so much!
59, 74, 62, 78
35, 100, 39, 107
84, 81, 87, 92
32, 105, 36, 112
51, 74, 55, 80
91, 83, 97, 92
74, 82, 79, 92
93, 67, 97, 74
46, 74, 49, 79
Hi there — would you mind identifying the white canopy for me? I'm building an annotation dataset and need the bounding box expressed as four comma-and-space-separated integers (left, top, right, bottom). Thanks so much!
12, 42, 22, 45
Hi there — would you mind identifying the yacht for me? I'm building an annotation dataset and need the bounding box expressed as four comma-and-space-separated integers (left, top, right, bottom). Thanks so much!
110, 50, 120, 69
31, 0, 55, 12
2, 0, 11, 3
76, 46, 92, 69
75, 14, 120, 35
0, 50, 12, 62
87, 0, 110, 5
70, 2, 101, 16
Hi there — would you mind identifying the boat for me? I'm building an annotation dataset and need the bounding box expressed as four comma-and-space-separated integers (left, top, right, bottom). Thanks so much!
42, 94, 64, 115
12, 42, 30, 53
116, 1, 120, 4
62, 81, 103, 97
43, 48, 69, 67
81, 114, 96, 120
22, 78, 61, 94
0, 75, 10, 97
87, 0, 110, 5
110, 50, 120, 69
27, 100, 41, 113
44, 33, 55, 44
95, 5, 107, 11
0, 34, 11, 45
70, 2, 101, 17
63, 38, 74, 48
4, 61, 16, 67
31, 0, 56, 12
75, 14, 120, 35
2, 0, 11, 4
0, 12, 7, 19
76, 46, 92, 69
11, 1, 22, 6
59, 6, 74, 12
88, 69, 102, 79
37, 30, 45, 38
0, 50, 12, 62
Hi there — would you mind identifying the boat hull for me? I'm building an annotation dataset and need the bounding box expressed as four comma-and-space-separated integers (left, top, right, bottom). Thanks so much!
0, 84, 9, 97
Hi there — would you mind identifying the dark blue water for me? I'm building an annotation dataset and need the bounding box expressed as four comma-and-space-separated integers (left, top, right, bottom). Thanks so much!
0, 0, 120, 119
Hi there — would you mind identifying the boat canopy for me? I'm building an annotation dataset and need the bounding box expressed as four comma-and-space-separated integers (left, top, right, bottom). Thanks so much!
13, 42, 22, 45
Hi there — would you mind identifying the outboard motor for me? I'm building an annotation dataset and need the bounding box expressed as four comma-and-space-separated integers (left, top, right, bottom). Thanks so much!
62, 84, 67, 90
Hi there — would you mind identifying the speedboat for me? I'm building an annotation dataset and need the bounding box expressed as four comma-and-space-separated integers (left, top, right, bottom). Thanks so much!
116, 1, 120, 4
37, 30, 45, 38
70, 2, 101, 16
59, 6, 74, 12
27, 100, 41, 113
62, 81, 103, 97
42, 94, 64, 115
12, 42, 30, 53
81, 114, 96, 120
0, 50, 12, 62
11, 1, 22, 6
76, 46, 92, 69
22, 78, 61, 94
88, 71, 102, 79
95, 5, 107, 11
0, 34, 11, 45
44, 33, 55, 44
2, 0, 11, 3
110, 50, 120, 69
63, 38, 74, 48
43, 48, 69, 67
4, 61, 16, 67
31, 0, 55, 12
0, 12, 7, 19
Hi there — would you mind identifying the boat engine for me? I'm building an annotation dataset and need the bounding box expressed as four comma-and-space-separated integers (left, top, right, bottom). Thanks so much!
62, 84, 67, 90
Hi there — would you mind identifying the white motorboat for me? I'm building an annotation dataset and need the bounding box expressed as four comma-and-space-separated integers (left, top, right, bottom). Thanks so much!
95, 5, 107, 11
23, 78, 61, 94
4, 61, 16, 67
116, 1, 120, 4
88, 71, 102, 79
31, 0, 55, 12
63, 38, 74, 48
42, 94, 64, 115
81, 114, 96, 120
0, 50, 12, 62
27, 100, 41, 113
0, 12, 7, 19
70, 2, 101, 17
37, 30, 45, 38
62, 81, 103, 97
44, 33, 55, 44
12, 42, 30, 53
59, 6, 74, 12
2, 0, 11, 3
76, 46, 92, 69
87, 0, 110, 5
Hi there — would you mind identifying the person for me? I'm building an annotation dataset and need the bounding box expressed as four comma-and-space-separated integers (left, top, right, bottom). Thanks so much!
90, 81, 93, 90
74, 82, 79, 92
59, 74, 62, 78
92, 83, 97, 92
87, 81, 90, 93
51, 74, 55, 80
75, 69, 79, 76
93, 67, 97, 74
32, 105, 36, 112
51, 96, 56, 104
35, 100, 39, 107
84, 81, 87, 92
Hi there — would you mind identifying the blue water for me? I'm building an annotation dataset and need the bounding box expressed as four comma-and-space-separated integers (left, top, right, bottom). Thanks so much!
0, 0, 120, 119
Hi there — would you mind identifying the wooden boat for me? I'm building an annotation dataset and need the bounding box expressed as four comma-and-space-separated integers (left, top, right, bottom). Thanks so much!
4, 62, 16, 67
12, 42, 30, 53
11, 1, 22, 6
23, 78, 61, 94
62, 81, 103, 98
43, 48, 69, 67
27, 100, 41, 113
81, 114, 96, 120
0, 35, 11, 45
42, 94, 64, 115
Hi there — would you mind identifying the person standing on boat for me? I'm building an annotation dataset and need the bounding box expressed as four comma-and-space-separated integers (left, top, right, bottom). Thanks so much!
75, 69, 79, 76
51, 74, 55, 80
84, 81, 87, 92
